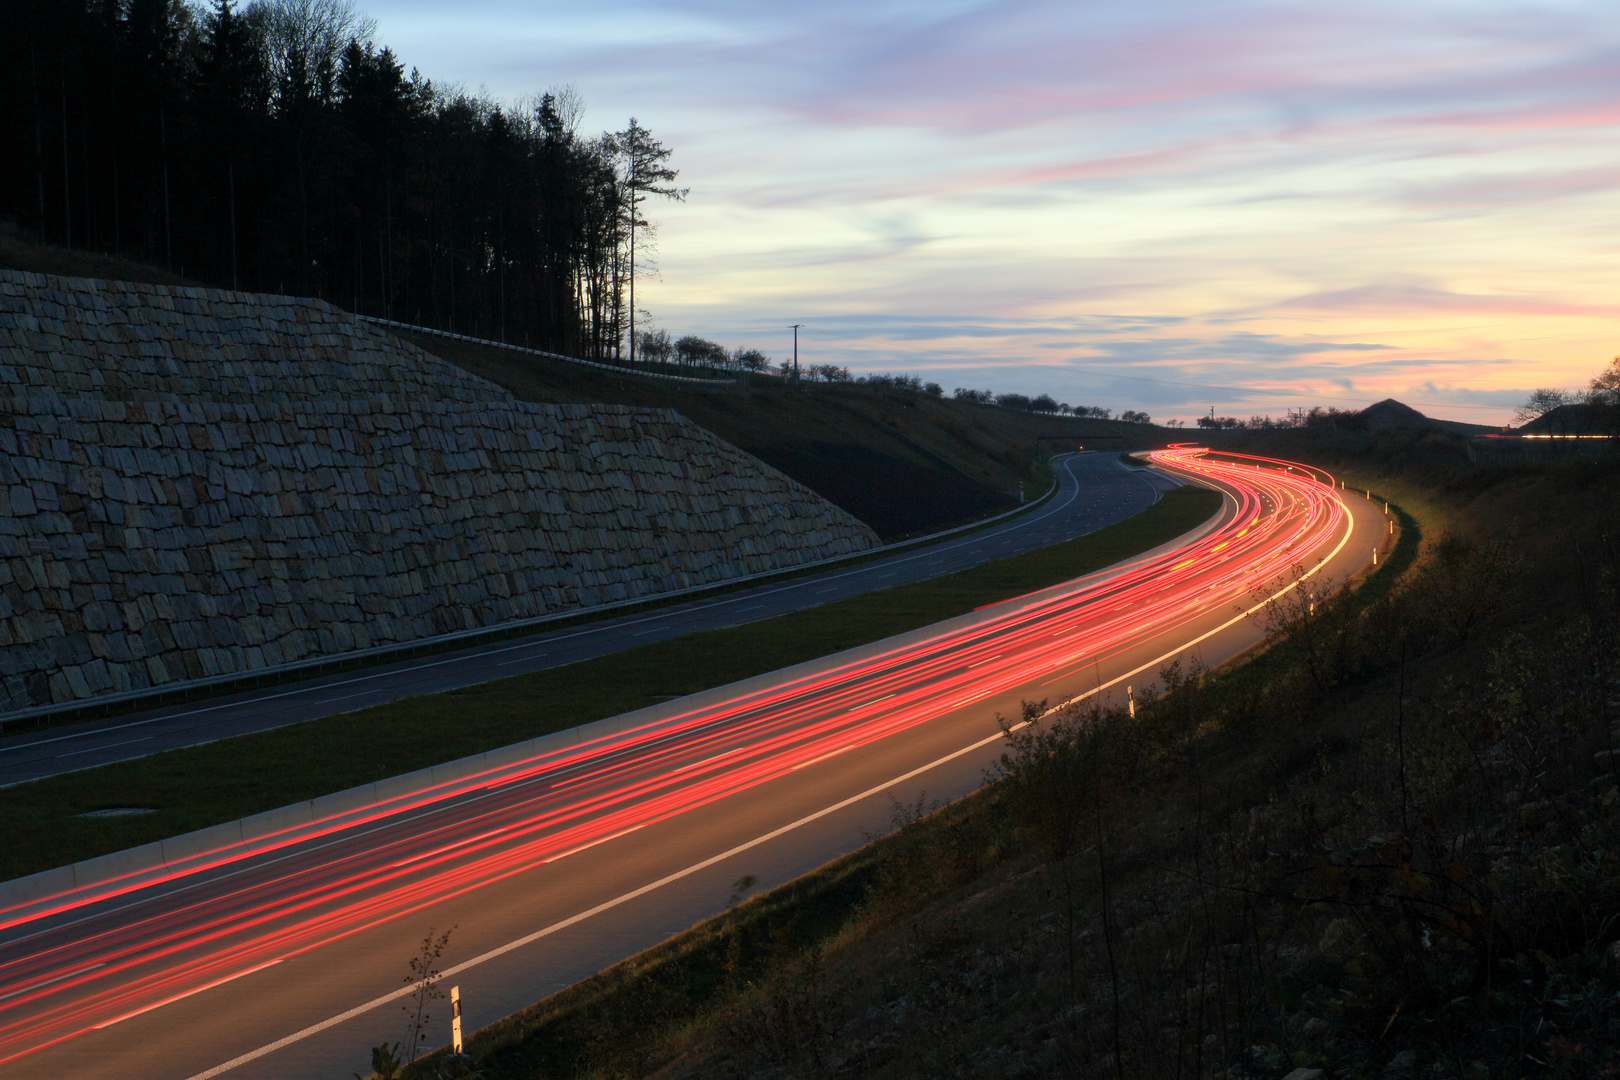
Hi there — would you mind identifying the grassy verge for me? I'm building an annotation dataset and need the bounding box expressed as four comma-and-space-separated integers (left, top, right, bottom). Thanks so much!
0, 486, 1219, 883
409, 448, 1620, 1080
1019, 456, 1055, 503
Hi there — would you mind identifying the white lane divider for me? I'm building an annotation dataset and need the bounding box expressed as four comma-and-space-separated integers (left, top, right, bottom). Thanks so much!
0, 963, 106, 1004
180, 723, 1026, 1080
98, 959, 284, 1029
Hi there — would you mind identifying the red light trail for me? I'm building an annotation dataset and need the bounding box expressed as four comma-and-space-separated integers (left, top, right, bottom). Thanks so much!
0, 449, 1359, 1072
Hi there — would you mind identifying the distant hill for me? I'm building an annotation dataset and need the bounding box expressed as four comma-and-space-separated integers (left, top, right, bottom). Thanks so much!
1518, 401, 1618, 435
1360, 398, 1498, 436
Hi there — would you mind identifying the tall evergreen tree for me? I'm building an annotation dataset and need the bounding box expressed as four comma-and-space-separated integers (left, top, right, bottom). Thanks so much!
618, 118, 685, 365
0, 1, 682, 362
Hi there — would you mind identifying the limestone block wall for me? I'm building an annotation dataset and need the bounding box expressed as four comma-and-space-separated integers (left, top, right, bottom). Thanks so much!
0, 271, 881, 713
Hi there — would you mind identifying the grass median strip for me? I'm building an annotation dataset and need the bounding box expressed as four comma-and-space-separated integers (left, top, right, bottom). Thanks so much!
0, 486, 1220, 884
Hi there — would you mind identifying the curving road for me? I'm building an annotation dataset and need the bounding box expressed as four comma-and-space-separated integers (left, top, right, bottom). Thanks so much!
0, 450, 1389, 1080
0, 453, 1173, 788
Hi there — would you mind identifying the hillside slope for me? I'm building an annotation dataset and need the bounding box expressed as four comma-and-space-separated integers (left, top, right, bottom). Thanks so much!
397, 329, 1163, 539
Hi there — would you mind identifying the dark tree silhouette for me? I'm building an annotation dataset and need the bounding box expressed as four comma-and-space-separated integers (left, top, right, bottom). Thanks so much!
618, 117, 685, 364
0, 0, 682, 362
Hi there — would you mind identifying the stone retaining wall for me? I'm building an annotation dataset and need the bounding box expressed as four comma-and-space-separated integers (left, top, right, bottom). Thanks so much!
0, 271, 880, 713
0, 271, 507, 405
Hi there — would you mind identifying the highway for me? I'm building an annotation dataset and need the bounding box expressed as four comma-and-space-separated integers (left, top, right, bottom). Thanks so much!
0, 453, 1173, 787
0, 449, 1387, 1080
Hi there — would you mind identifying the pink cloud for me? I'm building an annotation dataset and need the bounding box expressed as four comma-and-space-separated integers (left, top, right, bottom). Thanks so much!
1266, 285, 1620, 319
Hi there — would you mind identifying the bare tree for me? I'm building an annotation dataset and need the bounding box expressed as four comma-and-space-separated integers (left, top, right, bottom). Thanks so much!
1590, 356, 1620, 405
1587, 356, 1620, 431
1513, 386, 1577, 431
401, 926, 454, 1064
252, 0, 374, 102
248, 0, 375, 287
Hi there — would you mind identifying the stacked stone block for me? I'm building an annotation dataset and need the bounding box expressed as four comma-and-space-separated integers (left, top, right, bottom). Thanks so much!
0, 270, 880, 713
0, 272, 508, 406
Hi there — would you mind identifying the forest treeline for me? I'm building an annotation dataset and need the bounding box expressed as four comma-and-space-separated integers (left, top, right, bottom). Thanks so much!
0, 0, 682, 361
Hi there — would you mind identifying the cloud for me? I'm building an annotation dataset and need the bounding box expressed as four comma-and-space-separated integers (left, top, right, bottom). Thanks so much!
1264, 284, 1620, 319
364, 0, 1620, 426
1399, 164, 1620, 209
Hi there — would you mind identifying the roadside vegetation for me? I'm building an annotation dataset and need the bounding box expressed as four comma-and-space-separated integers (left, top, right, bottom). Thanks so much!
0, 486, 1218, 883
393, 430, 1620, 1080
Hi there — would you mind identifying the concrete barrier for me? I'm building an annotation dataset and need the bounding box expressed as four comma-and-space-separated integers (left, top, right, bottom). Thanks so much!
0, 865, 77, 910
162, 821, 248, 864
240, 802, 317, 844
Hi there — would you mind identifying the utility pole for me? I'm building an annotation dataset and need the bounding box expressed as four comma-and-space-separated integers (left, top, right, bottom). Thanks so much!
790, 324, 803, 387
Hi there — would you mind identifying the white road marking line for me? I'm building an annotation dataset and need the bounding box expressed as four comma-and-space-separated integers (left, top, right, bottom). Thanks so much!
97, 958, 284, 1029
310, 689, 385, 706
56, 737, 151, 759
791, 741, 865, 771
389, 824, 514, 869
178, 724, 1026, 1080
0, 963, 105, 1003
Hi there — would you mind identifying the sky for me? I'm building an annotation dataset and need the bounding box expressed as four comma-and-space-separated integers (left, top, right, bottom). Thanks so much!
362, 0, 1620, 425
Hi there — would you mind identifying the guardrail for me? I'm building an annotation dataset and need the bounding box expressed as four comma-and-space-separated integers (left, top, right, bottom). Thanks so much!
357, 314, 739, 387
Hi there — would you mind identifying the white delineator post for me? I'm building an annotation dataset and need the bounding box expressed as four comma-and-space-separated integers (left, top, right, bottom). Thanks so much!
451, 985, 463, 1056
1127, 685, 1136, 718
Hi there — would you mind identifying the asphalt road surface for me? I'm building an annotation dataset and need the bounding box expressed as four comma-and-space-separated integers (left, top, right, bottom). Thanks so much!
0, 450, 1389, 1080
0, 453, 1174, 788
